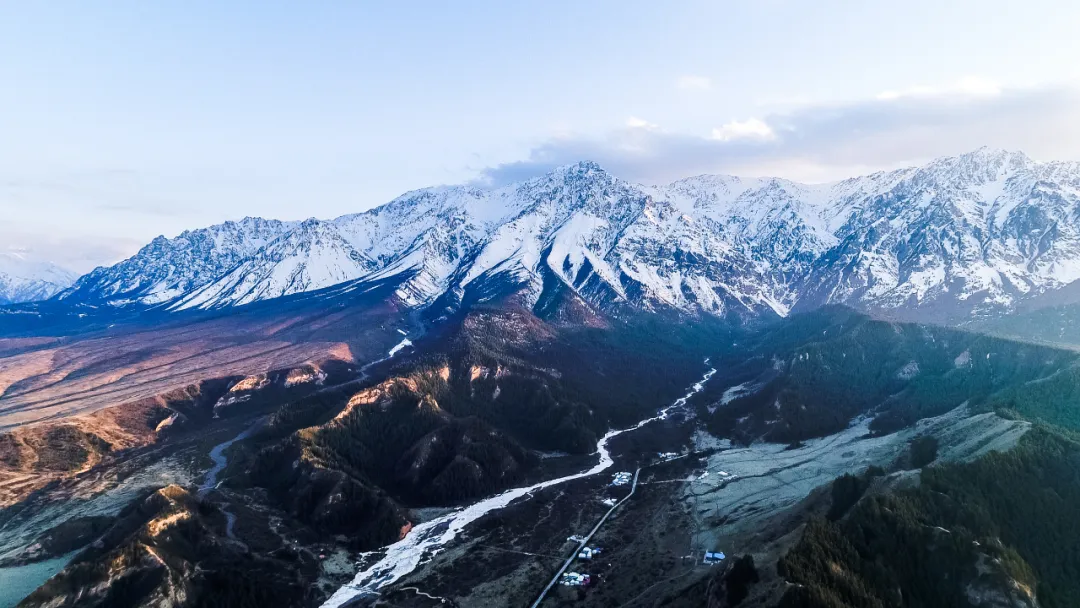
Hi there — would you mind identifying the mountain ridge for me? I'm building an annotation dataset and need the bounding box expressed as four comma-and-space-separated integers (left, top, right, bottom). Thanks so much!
49, 147, 1080, 325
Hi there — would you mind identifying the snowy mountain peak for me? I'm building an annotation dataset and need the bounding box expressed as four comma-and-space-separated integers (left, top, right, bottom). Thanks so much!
550, 159, 607, 176
916, 147, 1032, 188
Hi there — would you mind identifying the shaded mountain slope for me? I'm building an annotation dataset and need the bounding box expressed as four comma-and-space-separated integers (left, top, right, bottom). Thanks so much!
778, 426, 1080, 608
19, 485, 313, 608
695, 307, 1079, 444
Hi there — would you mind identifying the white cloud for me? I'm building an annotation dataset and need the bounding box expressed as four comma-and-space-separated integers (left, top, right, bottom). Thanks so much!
676, 75, 712, 91
626, 116, 659, 129
877, 76, 1002, 100
478, 81, 1080, 186
0, 228, 139, 273
710, 118, 775, 141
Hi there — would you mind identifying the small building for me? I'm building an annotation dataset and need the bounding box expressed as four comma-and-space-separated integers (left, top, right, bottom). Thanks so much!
611, 472, 633, 486
560, 572, 592, 586
567, 535, 586, 543
601, 498, 617, 507
703, 551, 726, 564
658, 452, 679, 461
578, 546, 603, 560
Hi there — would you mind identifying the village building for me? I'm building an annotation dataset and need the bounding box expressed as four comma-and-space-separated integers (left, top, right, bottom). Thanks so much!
703, 551, 726, 564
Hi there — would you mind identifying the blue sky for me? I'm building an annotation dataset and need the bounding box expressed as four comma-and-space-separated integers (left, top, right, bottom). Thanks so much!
2, 0, 1079, 270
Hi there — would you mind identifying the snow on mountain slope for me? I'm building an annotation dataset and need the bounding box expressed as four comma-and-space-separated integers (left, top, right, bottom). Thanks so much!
61, 217, 296, 306
334, 185, 528, 307
171, 219, 378, 310
455, 162, 649, 302
54, 148, 1080, 324
797, 148, 1080, 321
0, 253, 77, 304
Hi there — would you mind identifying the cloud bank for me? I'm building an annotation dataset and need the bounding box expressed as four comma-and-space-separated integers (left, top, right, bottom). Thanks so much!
479, 80, 1080, 186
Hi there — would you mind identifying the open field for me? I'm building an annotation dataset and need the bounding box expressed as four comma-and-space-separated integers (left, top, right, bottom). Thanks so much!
0, 283, 412, 432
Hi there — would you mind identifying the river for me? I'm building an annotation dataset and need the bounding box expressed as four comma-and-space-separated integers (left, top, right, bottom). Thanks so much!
321, 362, 716, 607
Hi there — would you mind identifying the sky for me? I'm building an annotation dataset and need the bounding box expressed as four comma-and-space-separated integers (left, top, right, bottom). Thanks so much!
2, 0, 1080, 272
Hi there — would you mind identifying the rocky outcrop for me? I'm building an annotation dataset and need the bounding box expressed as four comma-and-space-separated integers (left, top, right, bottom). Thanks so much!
19, 485, 310, 608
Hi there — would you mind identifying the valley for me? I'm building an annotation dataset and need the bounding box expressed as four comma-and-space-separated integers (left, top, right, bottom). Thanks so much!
322, 363, 717, 607
356, 398, 1031, 607
3, 298, 1067, 607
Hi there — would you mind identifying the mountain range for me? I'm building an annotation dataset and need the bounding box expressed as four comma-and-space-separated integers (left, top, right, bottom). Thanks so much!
35, 147, 1080, 326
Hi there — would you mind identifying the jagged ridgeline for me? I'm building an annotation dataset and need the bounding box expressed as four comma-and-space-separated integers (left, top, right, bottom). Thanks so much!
10, 148, 1080, 608
42, 148, 1080, 329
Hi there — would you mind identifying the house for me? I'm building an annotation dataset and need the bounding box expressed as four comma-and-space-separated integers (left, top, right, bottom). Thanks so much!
578, 547, 603, 560
703, 551, 726, 564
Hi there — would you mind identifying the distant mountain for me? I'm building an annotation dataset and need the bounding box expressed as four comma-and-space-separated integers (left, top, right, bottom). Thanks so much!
54, 148, 1080, 325
0, 252, 77, 304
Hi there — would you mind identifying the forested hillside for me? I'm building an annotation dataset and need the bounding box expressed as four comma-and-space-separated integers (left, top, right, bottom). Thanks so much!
779, 427, 1080, 608
697, 308, 1080, 444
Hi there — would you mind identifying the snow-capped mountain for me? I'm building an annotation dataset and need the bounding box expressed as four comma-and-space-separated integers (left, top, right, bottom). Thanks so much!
61, 217, 297, 306
0, 252, 78, 304
53, 148, 1080, 324
796, 148, 1080, 320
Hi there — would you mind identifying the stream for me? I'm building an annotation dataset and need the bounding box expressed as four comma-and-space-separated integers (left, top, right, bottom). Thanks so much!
321, 362, 717, 608
199, 419, 264, 541
199, 421, 262, 495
